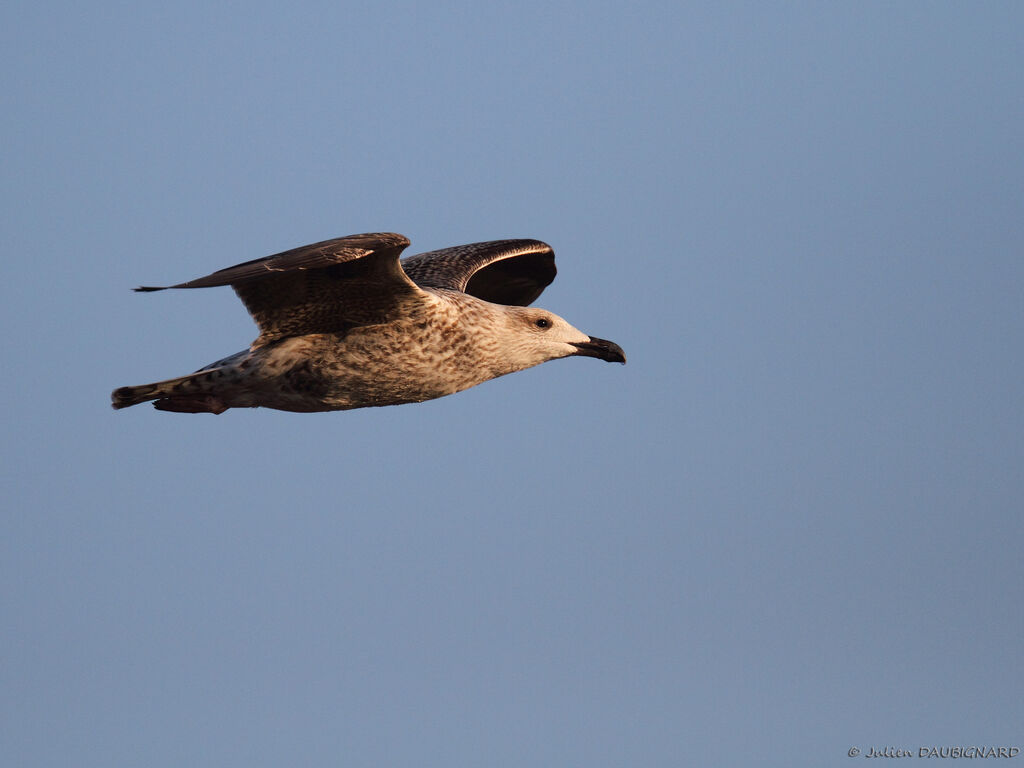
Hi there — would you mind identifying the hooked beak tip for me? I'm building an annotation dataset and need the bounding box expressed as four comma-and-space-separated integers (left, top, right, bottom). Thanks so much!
570, 336, 626, 364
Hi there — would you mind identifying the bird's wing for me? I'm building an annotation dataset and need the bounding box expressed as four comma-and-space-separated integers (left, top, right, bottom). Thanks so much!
135, 233, 427, 347
400, 239, 556, 306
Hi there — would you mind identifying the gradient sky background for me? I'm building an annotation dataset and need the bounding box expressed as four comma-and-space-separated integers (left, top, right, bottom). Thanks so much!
3, 2, 1022, 766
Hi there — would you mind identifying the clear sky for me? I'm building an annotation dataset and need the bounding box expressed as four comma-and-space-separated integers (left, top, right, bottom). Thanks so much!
3, 2, 1022, 766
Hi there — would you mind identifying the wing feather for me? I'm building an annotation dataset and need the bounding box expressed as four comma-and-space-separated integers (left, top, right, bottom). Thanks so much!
400, 239, 556, 306
134, 233, 424, 347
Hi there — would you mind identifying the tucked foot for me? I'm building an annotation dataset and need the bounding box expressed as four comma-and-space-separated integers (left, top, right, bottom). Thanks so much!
152, 395, 229, 414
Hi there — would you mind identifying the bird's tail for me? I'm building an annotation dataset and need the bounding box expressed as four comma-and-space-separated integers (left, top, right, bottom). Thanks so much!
111, 369, 230, 414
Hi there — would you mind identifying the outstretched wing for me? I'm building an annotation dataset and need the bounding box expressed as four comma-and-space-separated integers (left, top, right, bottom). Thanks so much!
400, 239, 556, 306
136, 233, 425, 347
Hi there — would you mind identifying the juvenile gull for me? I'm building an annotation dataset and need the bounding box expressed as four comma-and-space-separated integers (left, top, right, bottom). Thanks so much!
111, 233, 625, 414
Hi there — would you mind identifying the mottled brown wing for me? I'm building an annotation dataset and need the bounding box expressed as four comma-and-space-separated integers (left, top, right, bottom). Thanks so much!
135, 233, 427, 347
400, 239, 556, 306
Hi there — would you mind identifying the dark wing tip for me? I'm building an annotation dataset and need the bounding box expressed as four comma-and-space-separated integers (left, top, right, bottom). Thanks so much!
127, 233, 412, 294
401, 238, 557, 306
463, 240, 556, 306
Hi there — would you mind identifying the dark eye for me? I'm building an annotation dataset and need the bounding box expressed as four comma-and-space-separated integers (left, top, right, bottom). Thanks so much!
535, 317, 551, 329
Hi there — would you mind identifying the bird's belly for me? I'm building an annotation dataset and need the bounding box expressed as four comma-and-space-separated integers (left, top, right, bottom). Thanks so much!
245, 332, 496, 412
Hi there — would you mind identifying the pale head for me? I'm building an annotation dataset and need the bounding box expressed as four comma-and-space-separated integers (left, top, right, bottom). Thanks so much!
496, 305, 626, 370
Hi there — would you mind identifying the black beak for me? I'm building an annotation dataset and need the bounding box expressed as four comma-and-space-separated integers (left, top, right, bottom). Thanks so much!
570, 336, 626, 364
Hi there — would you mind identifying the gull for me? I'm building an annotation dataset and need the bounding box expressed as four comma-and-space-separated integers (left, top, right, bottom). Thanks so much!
112, 233, 625, 414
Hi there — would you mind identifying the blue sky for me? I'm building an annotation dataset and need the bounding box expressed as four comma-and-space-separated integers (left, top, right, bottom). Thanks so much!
3, 2, 1022, 766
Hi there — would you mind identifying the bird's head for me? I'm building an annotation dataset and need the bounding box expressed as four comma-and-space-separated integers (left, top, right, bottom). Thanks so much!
499, 306, 626, 369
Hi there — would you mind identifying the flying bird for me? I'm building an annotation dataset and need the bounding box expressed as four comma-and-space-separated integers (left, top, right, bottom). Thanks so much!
112, 233, 625, 414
